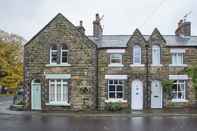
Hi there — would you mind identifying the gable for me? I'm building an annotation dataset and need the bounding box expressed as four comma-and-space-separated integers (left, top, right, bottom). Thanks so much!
25, 13, 97, 49
127, 29, 147, 48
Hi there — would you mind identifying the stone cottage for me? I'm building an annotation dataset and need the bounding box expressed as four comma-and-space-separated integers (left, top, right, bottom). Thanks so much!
24, 13, 197, 111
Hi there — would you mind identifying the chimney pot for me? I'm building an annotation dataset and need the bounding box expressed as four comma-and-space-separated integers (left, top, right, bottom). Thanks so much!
77, 20, 85, 35
93, 13, 103, 38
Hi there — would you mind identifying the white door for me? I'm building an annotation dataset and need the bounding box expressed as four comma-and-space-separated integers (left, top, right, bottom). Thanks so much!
31, 80, 41, 110
151, 80, 162, 108
131, 80, 143, 110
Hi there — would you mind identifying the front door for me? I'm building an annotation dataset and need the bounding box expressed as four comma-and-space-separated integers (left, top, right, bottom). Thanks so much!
131, 80, 143, 110
151, 80, 162, 108
31, 80, 41, 110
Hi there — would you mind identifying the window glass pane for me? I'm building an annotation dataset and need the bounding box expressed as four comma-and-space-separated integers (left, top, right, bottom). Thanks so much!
109, 85, 115, 91
133, 45, 141, 64
57, 81, 61, 101
114, 80, 118, 84
110, 54, 121, 64
109, 92, 115, 98
117, 85, 123, 91
63, 81, 68, 102
62, 51, 68, 63
51, 51, 58, 63
49, 81, 55, 102
117, 93, 123, 98
152, 45, 160, 64
109, 80, 113, 84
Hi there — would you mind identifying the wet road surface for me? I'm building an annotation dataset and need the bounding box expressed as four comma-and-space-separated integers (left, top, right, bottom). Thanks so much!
0, 114, 197, 131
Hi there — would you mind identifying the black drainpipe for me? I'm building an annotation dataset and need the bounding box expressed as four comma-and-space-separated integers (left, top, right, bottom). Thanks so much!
145, 43, 150, 109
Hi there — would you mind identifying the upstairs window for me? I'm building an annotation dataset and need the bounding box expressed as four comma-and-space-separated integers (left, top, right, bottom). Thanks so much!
61, 45, 68, 64
133, 45, 141, 64
172, 53, 183, 65
152, 45, 160, 65
50, 45, 58, 64
110, 54, 122, 64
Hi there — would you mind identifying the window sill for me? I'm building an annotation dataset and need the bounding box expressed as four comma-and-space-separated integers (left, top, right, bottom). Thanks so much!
151, 64, 163, 67
45, 102, 71, 106
169, 64, 188, 67
105, 99, 127, 103
46, 64, 71, 67
171, 99, 188, 103
108, 64, 124, 67
130, 64, 145, 67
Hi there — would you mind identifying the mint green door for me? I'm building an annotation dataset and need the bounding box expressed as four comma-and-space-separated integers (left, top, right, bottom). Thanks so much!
31, 80, 41, 110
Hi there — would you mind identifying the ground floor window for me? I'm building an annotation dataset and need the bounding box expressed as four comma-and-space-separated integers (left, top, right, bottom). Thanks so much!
172, 80, 186, 100
108, 80, 124, 99
49, 79, 68, 104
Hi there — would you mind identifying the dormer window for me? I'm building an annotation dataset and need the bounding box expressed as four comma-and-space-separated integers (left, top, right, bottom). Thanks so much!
61, 45, 68, 64
50, 45, 58, 64
133, 45, 141, 64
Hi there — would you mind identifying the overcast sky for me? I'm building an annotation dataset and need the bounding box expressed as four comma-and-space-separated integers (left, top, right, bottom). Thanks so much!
0, 0, 196, 40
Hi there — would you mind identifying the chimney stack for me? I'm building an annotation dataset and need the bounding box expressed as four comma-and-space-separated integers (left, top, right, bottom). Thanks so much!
77, 20, 85, 35
175, 19, 191, 37
93, 13, 103, 38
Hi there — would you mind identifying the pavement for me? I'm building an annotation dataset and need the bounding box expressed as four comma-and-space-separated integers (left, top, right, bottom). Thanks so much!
1, 96, 197, 131
1, 96, 197, 117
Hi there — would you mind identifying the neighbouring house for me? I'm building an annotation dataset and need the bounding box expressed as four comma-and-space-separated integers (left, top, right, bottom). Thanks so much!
24, 13, 197, 111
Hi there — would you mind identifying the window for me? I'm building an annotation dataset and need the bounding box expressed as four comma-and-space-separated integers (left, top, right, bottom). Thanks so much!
172, 80, 186, 100
61, 45, 68, 64
49, 79, 68, 104
50, 45, 58, 64
110, 54, 122, 64
108, 80, 124, 99
152, 45, 160, 65
172, 53, 183, 65
133, 45, 141, 64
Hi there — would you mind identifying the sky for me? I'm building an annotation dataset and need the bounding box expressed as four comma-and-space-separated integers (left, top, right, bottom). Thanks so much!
0, 0, 196, 40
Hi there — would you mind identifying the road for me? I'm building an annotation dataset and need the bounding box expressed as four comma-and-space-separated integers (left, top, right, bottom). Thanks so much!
1, 96, 197, 131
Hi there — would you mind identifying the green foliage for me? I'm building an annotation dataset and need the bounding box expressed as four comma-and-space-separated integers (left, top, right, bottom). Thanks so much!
186, 66, 197, 89
161, 80, 174, 98
186, 66, 197, 98
105, 102, 122, 111
0, 40, 23, 89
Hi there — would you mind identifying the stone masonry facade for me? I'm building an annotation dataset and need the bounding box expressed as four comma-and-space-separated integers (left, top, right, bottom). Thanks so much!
24, 13, 197, 111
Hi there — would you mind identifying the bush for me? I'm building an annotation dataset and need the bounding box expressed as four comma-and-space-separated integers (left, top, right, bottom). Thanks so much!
105, 102, 122, 111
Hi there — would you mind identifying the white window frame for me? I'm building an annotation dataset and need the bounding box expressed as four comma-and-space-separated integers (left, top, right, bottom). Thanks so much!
107, 79, 124, 100
133, 45, 141, 65
50, 46, 58, 64
170, 48, 187, 67
152, 45, 161, 65
49, 79, 69, 105
171, 80, 186, 102
60, 47, 69, 64
109, 53, 123, 67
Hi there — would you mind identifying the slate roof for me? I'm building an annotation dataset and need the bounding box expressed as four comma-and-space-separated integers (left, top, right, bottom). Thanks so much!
88, 35, 197, 48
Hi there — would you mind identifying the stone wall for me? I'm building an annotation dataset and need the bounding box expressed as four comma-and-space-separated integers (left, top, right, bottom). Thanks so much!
97, 28, 197, 110
24, 13, 97, 111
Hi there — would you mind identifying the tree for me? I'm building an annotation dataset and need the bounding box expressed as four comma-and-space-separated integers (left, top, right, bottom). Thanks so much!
0, 40, 23, 89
